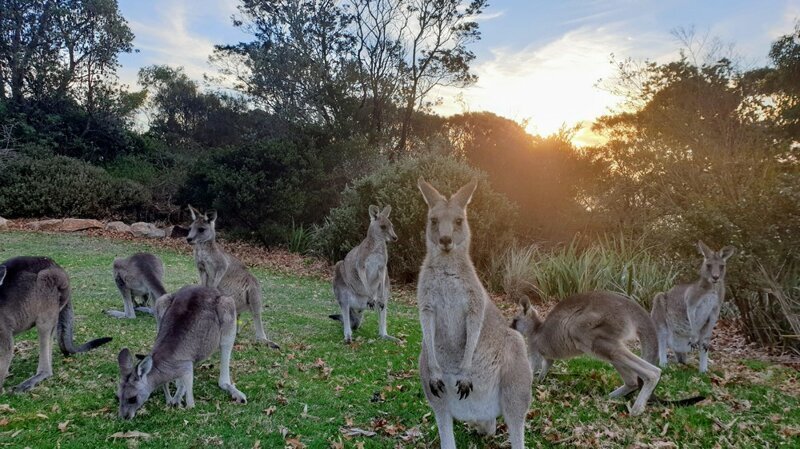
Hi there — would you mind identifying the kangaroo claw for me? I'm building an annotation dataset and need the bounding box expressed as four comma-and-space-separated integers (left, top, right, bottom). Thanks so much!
456, 379, 473, 400
429, 379, 445, 397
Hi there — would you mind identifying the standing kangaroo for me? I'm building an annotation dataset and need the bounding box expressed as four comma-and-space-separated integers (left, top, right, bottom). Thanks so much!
416, 178, 532, 449
0, 257, 112, 392
186, 206, 279, 349
511, 292, 662, 416
106, 253, 167, 319
116, 285, 247, 419
329, 205, 398, 343
651, 241, 735, 373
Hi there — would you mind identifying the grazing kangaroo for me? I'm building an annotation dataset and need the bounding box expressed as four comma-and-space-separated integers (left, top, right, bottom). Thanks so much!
651, 241, 735, 373
116, 285, 247, 419
0, 257, 112, 392
106, 253, 167, 319
329, 205, 398, 343
511, 292, 663, 416
186, 206, 279, 349
417, 178, 532, 449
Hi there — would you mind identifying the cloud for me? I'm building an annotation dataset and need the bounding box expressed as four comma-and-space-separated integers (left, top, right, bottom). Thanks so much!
433, 25, 675, 140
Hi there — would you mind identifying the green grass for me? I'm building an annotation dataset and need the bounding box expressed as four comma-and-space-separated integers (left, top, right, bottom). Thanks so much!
0, 231, 798, 448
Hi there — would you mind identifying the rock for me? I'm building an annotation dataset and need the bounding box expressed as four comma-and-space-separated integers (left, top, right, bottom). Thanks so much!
105, 221, 132, 233
169, 225, 190, 239
27, 219, 63, 231
130, 222, 166, 239
59, 218, 103, 232
0, 217, 8, 230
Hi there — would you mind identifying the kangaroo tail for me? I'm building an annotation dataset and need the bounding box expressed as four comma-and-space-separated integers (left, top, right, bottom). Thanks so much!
58, 295, 112, 356
633, 378, 706, 406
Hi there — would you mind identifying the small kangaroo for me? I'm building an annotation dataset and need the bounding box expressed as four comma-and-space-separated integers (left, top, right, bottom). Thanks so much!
329, 205, 398, 343
651, 241, 735, 373
0, 257, 112, 392
511, 292, 662, 416
416, 178, 532, 449
106, 253, 167, 319
186, 206, 279, 349
116, 285, 247, 419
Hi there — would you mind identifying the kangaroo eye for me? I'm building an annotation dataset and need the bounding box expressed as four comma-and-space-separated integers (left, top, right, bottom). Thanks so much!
720, 265, 725, 269
198, 228, 205, 233
455, 218, 463, 226
127, 397, 138, 404
430, 218, 438, 225
380, 225, 387, 230
706, 264, 712, 270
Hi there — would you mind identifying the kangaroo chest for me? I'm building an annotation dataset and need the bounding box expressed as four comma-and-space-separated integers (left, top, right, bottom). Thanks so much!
691, 291, 719, 324
421, 268, 471, 355
194, 247, 224, 275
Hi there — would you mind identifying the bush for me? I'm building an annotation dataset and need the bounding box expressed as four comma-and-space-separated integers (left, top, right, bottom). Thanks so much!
177, 139, 329, 245
314, 155, 517, 282
498, 236, 679, 309
0, 154, 150, 219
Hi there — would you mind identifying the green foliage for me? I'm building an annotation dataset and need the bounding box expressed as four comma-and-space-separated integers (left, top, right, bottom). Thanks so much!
0, 154, 150, 219
178, 139, 329, 245
286, 222, 315, 254
314, 154, 517, 281
498, 236, 680, 309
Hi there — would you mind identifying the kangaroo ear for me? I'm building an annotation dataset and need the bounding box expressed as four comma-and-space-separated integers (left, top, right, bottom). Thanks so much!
451, 179, 478, 209
697, 240, 713, 259
368, 205, 380, 221
208, 210, 218, 224
118, 348, 134, 377
136, 355, 153, 378
188, 205, 198, 221
417, 177, 445, 206
0, 266, 6, 286
381, 205, 392, 218
719, 245, 736, 260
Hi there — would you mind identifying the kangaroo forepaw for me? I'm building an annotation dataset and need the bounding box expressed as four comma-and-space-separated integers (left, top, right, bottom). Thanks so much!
701, 342, 711, 351
690, 341, 700, 350
456, 379, 473, 400
367, 300, 376, 309
429, 379, 445, 397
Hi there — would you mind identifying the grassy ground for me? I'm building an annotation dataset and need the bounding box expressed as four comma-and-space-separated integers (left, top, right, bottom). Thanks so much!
0, 231, 798, 448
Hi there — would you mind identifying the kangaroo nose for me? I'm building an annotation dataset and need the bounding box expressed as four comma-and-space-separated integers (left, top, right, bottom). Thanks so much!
439, 236, 452, 246
712, 275, 720, 281
186, 237, 194, 243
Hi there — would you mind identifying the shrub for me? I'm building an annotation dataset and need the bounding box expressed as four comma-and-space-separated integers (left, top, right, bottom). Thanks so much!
177, 139, 329, 245
0, 154, 150, 219
499, 236, 679, 309
314, 155, 517, 282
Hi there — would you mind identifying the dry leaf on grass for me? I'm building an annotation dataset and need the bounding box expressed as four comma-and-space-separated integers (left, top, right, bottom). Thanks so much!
109, 430, 152, 439
58, 420, 70, 432
340, 427, 377, 437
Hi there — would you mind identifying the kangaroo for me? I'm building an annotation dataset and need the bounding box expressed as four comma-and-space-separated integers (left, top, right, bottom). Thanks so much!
186, 206, 279, 349
511, 292, 663, 416
651, 241, 735, 373
106, 253, 167, 319
416, 178, 532, 449
116, 285, 247, 419
0, 257, 112, 392
328, 205, 398, 343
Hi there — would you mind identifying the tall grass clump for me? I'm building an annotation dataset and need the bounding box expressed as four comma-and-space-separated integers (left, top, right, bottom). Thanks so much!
500, 236, 679, 309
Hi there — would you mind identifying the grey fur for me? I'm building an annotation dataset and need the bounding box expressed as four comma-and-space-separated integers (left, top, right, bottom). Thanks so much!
416, 178, 532, 449
651, 241, 736, 373
116, 285, 246, 419
186, 206, 279, 349
329, 204, 398, 343
107, 253, 167, 319
0, 257, 111, 393
512, 291, 661, 416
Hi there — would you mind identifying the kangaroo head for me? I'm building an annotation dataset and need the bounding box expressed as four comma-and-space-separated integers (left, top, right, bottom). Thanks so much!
511, 309, 546, 373
417, 178, 477, 255
186, 205, 217, 245
697, 241, 736, 285
368, 205, 398, 243
117, 348, 154, 420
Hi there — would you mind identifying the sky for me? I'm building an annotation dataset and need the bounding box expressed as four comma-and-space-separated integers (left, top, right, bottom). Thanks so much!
116, 0, 800, 145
